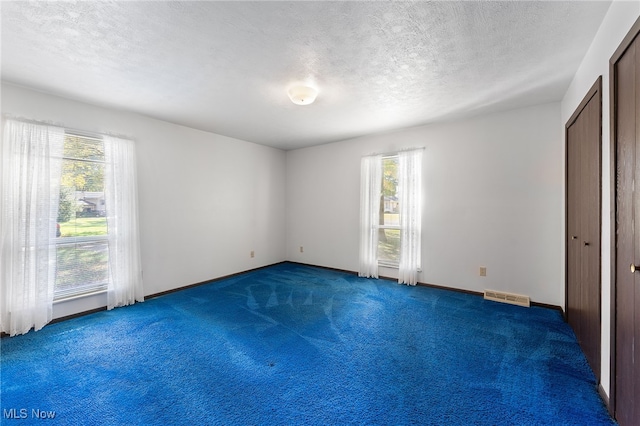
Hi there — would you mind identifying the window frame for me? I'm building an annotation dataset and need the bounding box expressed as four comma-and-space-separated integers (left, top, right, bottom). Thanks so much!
53, 131, 109, 301
378, 154, 401, 268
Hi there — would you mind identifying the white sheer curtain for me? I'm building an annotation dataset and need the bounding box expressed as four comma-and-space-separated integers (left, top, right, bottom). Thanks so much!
104, 136, 144, 309
359, 154, 382, 278
0, 119, 64, 336
398, 149, 423, 285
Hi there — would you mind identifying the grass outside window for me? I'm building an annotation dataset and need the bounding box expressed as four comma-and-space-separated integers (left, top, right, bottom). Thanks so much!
59, 217, 107, 237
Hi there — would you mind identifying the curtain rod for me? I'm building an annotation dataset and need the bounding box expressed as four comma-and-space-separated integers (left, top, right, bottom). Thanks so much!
3, 114, 135, 141
3, 115, 61, 128
4, 115, 98, 137
365, 147, 425, 158
3, 114, 134, 141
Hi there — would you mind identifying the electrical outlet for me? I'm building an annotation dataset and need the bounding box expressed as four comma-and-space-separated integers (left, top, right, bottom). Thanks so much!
250, 250, 255, 258
479, 266, 487, 277
300, 246, 304, 253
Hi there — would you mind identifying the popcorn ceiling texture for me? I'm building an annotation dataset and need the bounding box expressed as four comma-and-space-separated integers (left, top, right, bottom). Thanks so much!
1, 1, 611, 149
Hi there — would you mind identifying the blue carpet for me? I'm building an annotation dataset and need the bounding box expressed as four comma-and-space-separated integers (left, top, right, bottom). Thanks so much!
1, 263, 614, 425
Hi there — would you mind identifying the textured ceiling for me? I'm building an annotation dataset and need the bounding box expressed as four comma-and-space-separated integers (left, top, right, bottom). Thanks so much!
1, 1, 611, 150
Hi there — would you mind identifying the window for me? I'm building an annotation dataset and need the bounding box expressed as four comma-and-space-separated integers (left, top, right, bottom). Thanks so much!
55, 134, 109, 299
1, 119, 143, 336
359, 149, 422, 285
378, 156, 400, 266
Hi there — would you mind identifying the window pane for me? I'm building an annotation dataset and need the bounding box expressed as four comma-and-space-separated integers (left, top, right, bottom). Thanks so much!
63, 135, 105, 161
61, 157, 105, 195
378, 229, 400, 264
55, 240, 109, 298
58, 158, 107, 237
381, 156, 399, 225
55, 134, 109, 299
378, 156, 400, 265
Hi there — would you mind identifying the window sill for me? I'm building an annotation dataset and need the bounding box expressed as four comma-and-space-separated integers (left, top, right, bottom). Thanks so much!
377, 263, 423, 273
54, 289, 107, 304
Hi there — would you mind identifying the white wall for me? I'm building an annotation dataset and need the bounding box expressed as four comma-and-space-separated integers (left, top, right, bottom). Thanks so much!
1, 83, 287, 319
286, 102, 563, 306
560, 0, 640, 401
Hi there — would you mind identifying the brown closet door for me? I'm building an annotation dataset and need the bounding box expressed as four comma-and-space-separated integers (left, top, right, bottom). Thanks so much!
566, 77, 601, 381
613, 22, 640, 426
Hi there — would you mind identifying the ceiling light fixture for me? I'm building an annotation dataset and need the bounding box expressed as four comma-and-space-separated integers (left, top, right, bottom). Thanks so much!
287, 85, 318, 106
